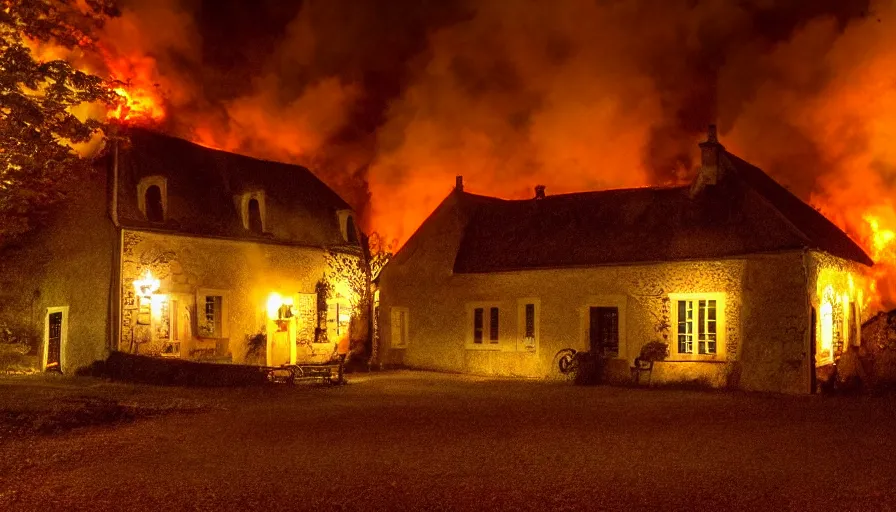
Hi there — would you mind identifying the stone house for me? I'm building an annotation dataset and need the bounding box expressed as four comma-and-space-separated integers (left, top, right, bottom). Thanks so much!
377, 127, 874, 393
0, 128, 361, 373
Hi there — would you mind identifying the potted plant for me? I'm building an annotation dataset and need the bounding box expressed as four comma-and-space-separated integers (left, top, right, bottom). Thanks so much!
631, 341, 668, 385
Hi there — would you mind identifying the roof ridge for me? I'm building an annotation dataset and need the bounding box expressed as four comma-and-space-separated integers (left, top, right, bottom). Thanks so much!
724, 151, 872, 266
722, 152, 815, 248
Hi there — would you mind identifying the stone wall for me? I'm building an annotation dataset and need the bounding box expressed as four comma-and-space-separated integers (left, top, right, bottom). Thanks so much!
380, 247, 814, 393
119, 229, 349, 364
0, 169, 115, 373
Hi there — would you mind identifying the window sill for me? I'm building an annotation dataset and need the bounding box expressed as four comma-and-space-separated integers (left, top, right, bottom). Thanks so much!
662, 357, 727, 363
465, 344, 502, 351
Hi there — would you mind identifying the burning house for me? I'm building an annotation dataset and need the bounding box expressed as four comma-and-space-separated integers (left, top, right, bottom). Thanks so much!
378, 127, 874, 393
0, 128, 361, 373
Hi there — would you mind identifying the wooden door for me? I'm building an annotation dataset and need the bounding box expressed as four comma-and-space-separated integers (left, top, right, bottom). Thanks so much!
46, 311, 62, 372
589, 307, 619, 357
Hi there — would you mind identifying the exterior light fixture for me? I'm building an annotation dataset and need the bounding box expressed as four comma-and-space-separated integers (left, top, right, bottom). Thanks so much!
133, 269, 160, 299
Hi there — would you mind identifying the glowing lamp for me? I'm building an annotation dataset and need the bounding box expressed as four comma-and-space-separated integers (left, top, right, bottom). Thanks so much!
266, 292, 294, 320
133, 269, 160, 299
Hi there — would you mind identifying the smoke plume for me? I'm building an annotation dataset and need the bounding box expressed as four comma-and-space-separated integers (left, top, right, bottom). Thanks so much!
100, 0, 896, 306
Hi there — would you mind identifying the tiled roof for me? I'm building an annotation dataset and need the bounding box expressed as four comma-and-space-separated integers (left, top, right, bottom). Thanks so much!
115, 128, 354, 247
451, 151, 872, 273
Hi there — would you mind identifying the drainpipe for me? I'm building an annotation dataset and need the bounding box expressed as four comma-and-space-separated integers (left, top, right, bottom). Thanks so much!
801, 248, 814, 393
107, 137, 122, 357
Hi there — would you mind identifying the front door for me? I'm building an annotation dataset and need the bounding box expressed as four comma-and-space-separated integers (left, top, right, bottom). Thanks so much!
589, 307, 619, 357
46, 311, 63, 372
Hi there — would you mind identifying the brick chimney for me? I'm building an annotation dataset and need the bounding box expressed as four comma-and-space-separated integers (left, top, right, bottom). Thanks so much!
535, 185, 546, 200
690, 125, 725, 197
456, 175, 464, 192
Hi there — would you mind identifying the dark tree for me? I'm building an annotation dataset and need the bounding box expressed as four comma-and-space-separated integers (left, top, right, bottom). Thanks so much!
0, 0, 119, 244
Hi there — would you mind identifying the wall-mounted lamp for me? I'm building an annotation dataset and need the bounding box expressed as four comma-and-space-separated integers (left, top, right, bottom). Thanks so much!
133, 269, 160, 299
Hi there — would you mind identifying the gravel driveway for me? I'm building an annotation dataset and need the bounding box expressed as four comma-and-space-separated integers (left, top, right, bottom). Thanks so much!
1, 371, 895, 511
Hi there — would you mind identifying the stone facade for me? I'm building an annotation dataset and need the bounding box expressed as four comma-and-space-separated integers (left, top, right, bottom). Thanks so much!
118, 229, 356, 365
0, 129, 361, 374
380, 249, 821, 393
377, 188, 874, 394
0, 169, 115, 373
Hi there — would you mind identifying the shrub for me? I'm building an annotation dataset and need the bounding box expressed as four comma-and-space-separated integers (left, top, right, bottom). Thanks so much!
639, 341, 669, 362
245, 331, 266, 361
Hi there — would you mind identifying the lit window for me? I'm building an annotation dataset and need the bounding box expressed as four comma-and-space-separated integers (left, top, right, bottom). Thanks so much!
820, 300, 833, 356
196, 289, 228, 339
202, 296, 223, 338
390, 307, 409, 348
670, 294, 725, 358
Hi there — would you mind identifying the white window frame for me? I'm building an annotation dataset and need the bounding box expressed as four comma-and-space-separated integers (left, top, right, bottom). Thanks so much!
516, 298, 540, 353
465, 302, 502, 350
236, 191, 267, 233
390, 307, 409, 349
196, 288, 230, 339
137, 175, 168, 221
42, 306, 69, 372
669, 292, 726, 361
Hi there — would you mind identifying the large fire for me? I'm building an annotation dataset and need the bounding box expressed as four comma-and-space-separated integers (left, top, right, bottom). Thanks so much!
20, 0, 896, 313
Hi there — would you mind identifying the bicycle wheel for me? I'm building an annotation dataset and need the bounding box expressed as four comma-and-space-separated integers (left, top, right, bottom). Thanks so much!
550, 348, 578, 380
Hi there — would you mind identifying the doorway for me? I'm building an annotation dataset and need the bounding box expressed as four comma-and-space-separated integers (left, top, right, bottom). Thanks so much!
589, 307, 619, 357
44, 307, 68, 372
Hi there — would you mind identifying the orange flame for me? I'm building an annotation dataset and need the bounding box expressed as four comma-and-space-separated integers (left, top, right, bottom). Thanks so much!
110, 85, 165, 122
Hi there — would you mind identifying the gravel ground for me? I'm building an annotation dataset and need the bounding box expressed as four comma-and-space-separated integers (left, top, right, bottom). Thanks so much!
1, 371, 895, 511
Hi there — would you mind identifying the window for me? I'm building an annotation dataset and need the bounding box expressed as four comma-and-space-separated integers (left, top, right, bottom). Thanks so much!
589, 307, 619, 357
820, 299, 833, 357
162, 297, 181, 357
346, 215, 359, 244
137, 175, 167, 222
197, 289, 228, 339
525, 304, 535, 338
390, 307, 409, 348
474, 308, 484, 344
247, 198, 263, 234
670, 293, 725, 359
469, 304, 501, 347
239, 191, 266, 233
145, 186, 164, 222
517, 299, 539, 352
336, 209, 359, 244
202, 296, 223, 338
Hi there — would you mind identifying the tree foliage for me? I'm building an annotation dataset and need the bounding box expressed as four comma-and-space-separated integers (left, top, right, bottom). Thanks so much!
0, 0, 118, 244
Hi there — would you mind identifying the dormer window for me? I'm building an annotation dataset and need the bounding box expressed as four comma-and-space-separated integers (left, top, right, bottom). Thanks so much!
238, 191, 266, 234
247, 198, 263, 234
336, 209, 359, 244
137, 176, 167, 223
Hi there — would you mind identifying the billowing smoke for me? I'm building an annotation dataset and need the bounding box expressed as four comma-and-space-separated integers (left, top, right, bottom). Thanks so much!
101, 0, 896, 306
